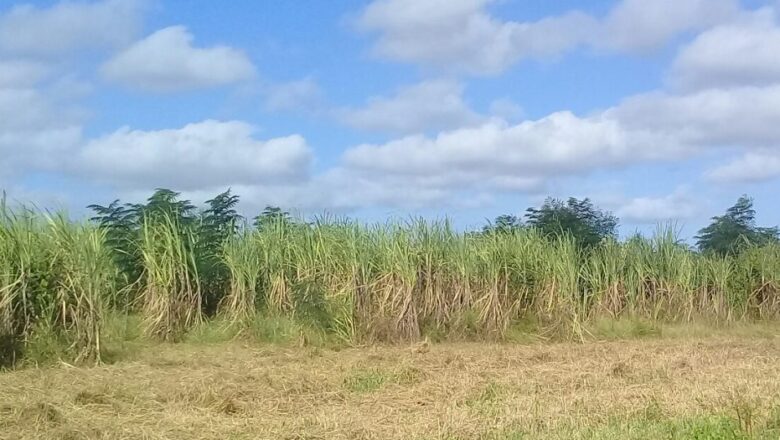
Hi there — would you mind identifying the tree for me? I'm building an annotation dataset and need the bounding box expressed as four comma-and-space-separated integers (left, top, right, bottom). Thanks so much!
89, 188, 242, 313
482, 214, 522, 234
695, 195, 778, 256
141, 188, 196, 225
525, 197, 618, 249
202, 189, 242, 243
199, 190, 243, 313
253, 206, 292, 230
88, 199, 143, 287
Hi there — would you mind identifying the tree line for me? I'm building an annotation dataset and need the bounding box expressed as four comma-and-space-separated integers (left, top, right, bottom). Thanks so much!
2, 188, 777, 365
91, 190, 779, 270
483, 195, 779, 256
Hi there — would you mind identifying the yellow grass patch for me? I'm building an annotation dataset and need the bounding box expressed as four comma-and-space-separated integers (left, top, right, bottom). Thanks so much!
1, 335, 779, 439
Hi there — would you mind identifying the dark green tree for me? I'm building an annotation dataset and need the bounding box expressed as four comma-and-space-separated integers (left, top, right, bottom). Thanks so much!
482, 214, 522, 234
695, 195, 778, 256
525, 197, 618, 249
88, 199, 143, 291
201, 189, 242, 243
89, 188, 232, 312
198, 190, 243, 314
140, 188, 196, 223
253, 206, 292, 230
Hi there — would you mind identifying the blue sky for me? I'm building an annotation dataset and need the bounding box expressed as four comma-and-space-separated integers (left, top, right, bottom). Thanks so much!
1, 0, 779, 237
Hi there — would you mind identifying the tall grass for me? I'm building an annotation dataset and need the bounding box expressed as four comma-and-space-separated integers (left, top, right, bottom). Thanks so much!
139, 212, 201, 341
47, 215, 115, 363
218, 220, 779, 342
0, 203, 115, 366
220, 229, 261, 323
1, 201, 779, 366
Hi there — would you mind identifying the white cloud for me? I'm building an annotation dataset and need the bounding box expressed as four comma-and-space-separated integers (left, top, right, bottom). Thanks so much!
355, 0, 739, 74
262, 78, 324, 112
329, 0, 780, 211
337, 111, 669, 207
0, 60, 49, 87
0, 85, 84, 174
101, 26, 256, 92
0, 126, 82, 174
344, 111, 677, 177
339, 79, 483, 134
616, 189, 699, 223
0, 0, 145, 55
0, 88, 66, 131
671, 8, 780, 91
601, 0, 739, 53
334, 15, 780, 207
307, 169, 497, 210
1, 0, 777, 217
489, 98, 524, 122
355, 0, 595, 74
707, 151, 780, 183
76, 120, 313, 191
613, 86, 780, 148
46, 75, 94, 101
330, 78, 780, 208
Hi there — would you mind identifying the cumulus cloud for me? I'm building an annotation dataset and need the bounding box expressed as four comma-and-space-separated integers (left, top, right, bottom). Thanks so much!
77, 120, 313, 190
601, 0, 739, 53
0, 85, 83, 174
344, 110, 680, 177
339, 79, 483, 134
262, 78, 324, 112
616, 189, 699, 223
198, 7, 780, 211
707, 151, 780, 183
612, 86, 780, 149
488, 98, 524, 122
330, 77, 780, 208
304, 169, 504, 211
2, 0, 778, 217
354, 0, 739, 74
0, 0, 145, 55
355, 0, 595, 74
671, 8, 780, 91
0, 60, 49, 87
337, 111, 666, 206
0, 125, 82, 174
101, 26, 256, 92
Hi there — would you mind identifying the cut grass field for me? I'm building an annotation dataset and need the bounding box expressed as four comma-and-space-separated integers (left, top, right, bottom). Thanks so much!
2, 327, 780, 439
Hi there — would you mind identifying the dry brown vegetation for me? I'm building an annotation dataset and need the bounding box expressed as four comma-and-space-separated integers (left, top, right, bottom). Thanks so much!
2, 331, 780, 439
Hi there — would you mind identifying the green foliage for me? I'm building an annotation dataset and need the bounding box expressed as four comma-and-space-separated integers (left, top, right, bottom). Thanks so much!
343, 368, 388, 393
46, 215, 115, 363
220, 230, 261, 322
3, 189, 780, 366
560, 414, 749, 440
253, 206, 292, 231
0, 200, 116, 366
343, 366, 423, 393
139, 210, 202, 341
696, 195, 779, 256
201, 190, 241, 244
199, 190, 242, 314
90, 188, 243, 316
524, 197, 618, 249
483, 214, 522, 234
87, 199, 143, 291
142, 188, 197, 222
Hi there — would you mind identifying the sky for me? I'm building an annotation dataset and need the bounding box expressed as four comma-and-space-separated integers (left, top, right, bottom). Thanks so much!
1, 0, 779, 237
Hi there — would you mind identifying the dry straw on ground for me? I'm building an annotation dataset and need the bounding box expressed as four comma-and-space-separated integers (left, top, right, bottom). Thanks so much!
1, 335, 779, 439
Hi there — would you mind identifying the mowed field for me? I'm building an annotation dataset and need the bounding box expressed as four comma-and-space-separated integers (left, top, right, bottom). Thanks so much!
2, 332, 780, 440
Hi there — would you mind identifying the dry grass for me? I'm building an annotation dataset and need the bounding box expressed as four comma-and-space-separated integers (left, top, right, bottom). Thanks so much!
1, 334, 780, 439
